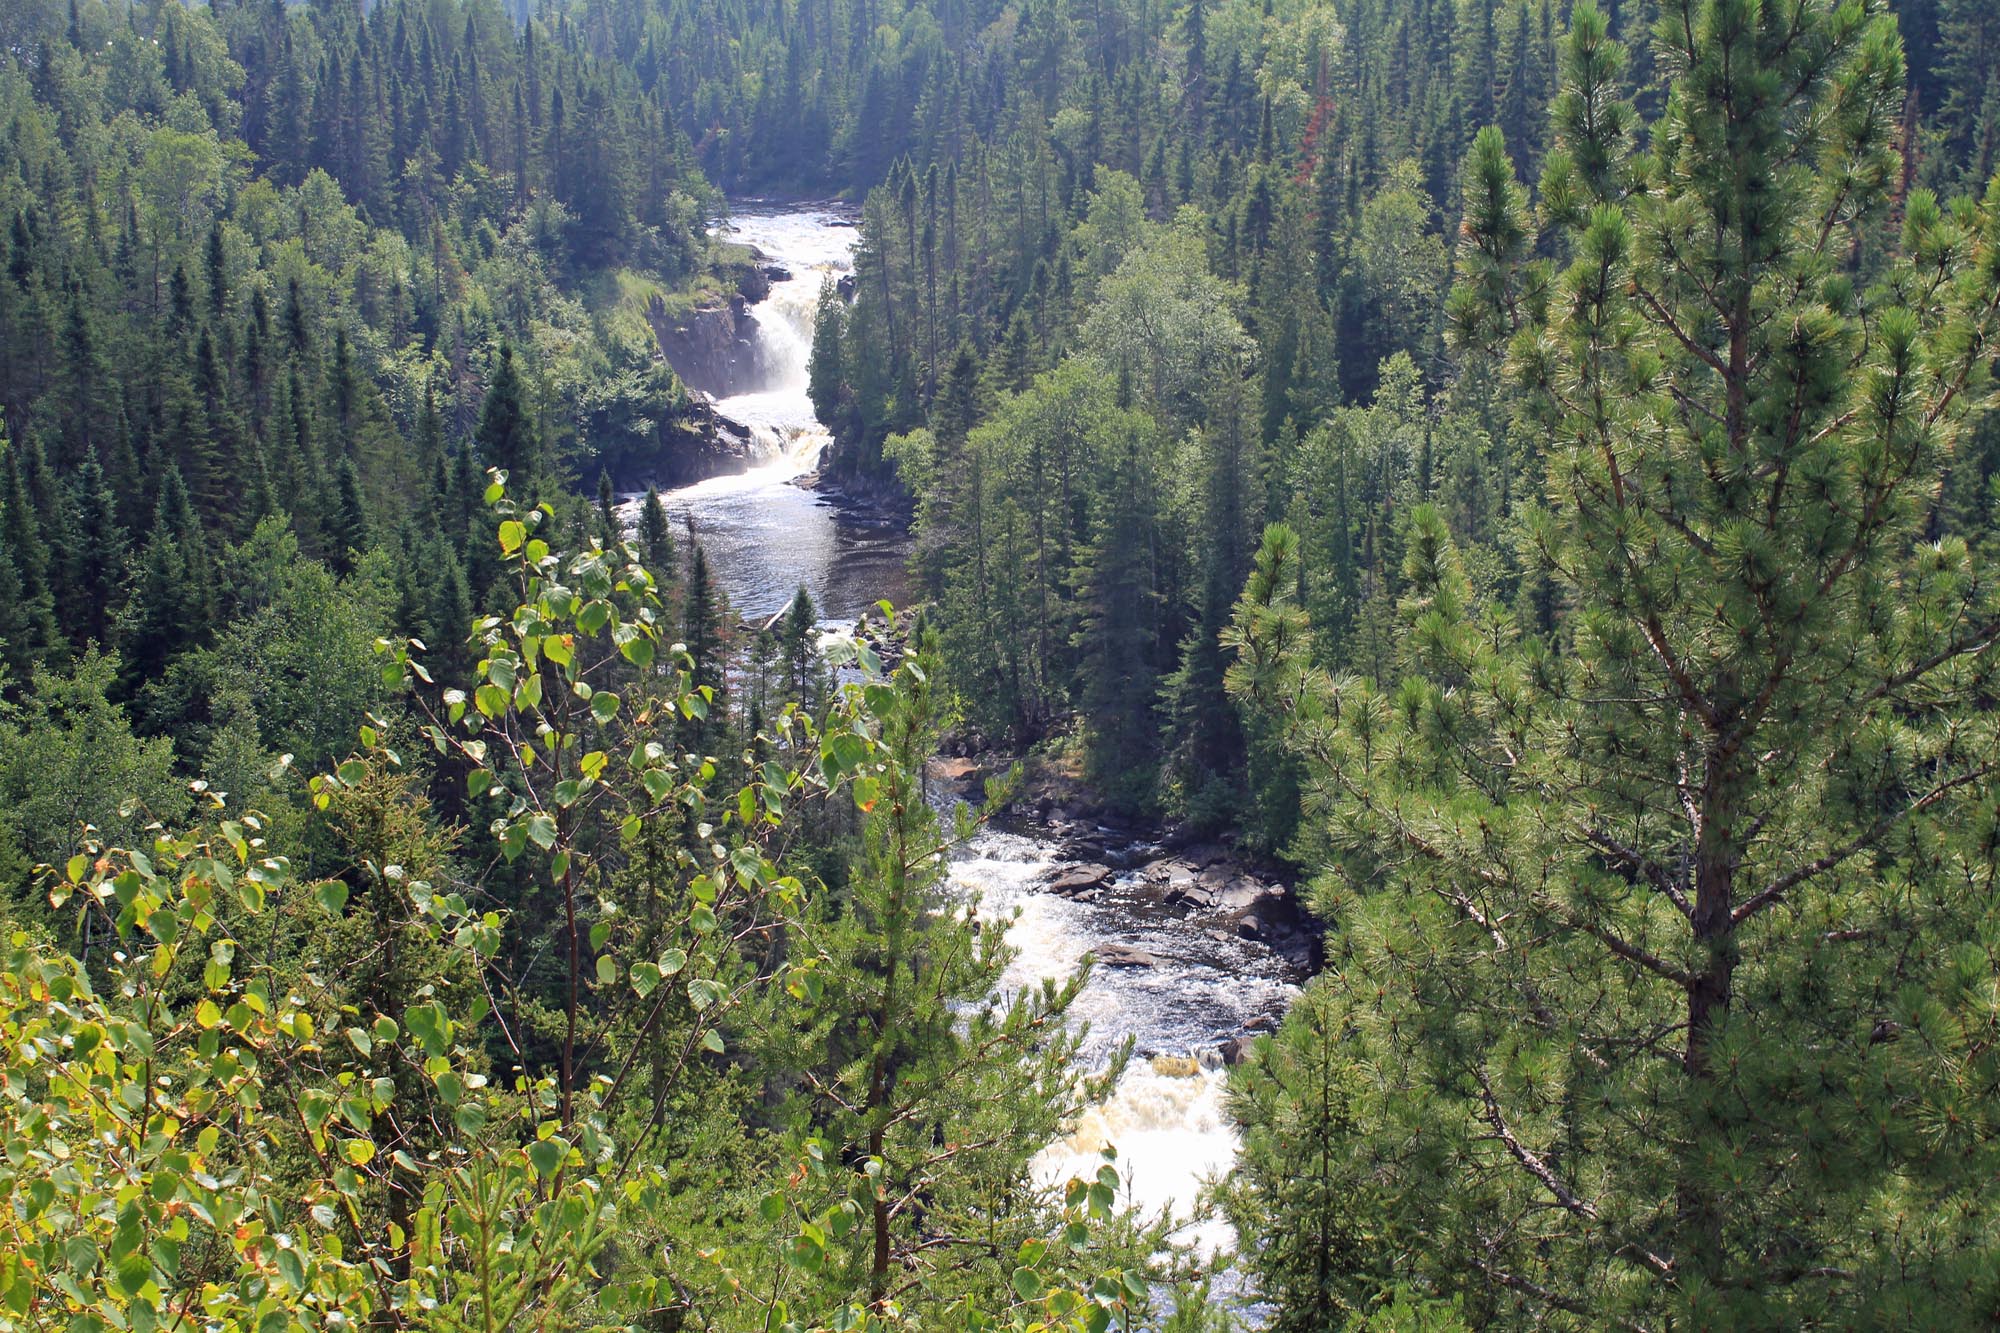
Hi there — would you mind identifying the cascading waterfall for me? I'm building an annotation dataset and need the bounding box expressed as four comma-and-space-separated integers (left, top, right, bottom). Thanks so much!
713, 209, 851, 469
645, 207, 908, 623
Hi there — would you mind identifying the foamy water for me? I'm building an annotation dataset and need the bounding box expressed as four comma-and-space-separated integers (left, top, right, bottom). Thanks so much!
949, 827, 1299, 1260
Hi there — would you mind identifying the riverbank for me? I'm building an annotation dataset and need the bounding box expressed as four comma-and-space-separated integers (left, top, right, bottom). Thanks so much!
788, 464, 912, 528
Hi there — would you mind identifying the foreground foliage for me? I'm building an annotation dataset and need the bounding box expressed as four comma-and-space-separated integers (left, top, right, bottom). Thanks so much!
0, 494, 1157, 1332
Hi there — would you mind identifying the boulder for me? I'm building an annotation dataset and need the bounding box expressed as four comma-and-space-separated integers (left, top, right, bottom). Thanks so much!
1220, 1036, 1257, 1066
1216, 878, 1283, 912
1180, 842, 1231, 869
1093, 944, 1158, 969
1045, 864, 1112, 896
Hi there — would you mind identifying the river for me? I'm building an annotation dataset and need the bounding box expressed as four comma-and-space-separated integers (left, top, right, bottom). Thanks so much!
654, 205, 1301, 1298
654, 206, 909, 624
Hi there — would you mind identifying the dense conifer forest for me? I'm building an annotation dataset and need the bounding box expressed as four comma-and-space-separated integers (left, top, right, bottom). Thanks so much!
2, 0, 1999, 1328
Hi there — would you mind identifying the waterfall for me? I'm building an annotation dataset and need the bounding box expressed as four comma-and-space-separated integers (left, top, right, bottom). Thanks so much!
645, 207, 907, 624
714, 210, 852, 472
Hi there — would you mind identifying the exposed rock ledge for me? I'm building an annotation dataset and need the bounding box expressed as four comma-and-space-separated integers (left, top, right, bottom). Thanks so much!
641, 261, 775, 486
648, 293, 762, 401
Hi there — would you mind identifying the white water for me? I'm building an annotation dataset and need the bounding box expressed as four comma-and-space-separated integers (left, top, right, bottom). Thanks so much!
648, 207, 907, 623
659, 206, 1299, 1301
950, 828, 1298, 1263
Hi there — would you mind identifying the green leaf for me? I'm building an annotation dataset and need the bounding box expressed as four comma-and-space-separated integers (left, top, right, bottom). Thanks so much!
701, 1028, 725, 1053
826, 732, 870, 777
116, 1254, 152, 1297
631, 961, 661, 997
596, 955, 617, 987
591, 692, 621, 725
315, 880, 349, 914
527, 1138, 566, 1179
1011, 1267, 1043, 1301
344, 1139, 375, 1166
524, 814, 558, 850
498, 520, 526, 553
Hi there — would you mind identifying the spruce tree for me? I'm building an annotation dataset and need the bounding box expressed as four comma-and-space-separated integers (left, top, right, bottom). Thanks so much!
0, 435, 59, 665
474, 339, 539, 487
327, 455, 369, 574
64, 453, 124, 652
680, 540, 726, 757
1073, 428, 1160, 808
777, 583, 818, 709
635, 484, 675, 584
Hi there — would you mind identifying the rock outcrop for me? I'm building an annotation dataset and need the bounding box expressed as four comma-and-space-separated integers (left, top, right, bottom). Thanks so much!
648, 294, 763, 400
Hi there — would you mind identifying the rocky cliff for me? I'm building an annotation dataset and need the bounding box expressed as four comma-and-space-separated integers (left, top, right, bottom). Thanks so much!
649, 294, 759, 399
646, 260, 788, 399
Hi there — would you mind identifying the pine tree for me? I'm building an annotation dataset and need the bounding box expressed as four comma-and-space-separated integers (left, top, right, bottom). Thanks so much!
1221, 978, 1396, 1330
757, 624, 1102, 1307
1229, 2, 2000, 1323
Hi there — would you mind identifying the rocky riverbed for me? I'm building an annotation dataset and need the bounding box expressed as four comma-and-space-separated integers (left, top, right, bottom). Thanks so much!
930, 752, 1319, 1068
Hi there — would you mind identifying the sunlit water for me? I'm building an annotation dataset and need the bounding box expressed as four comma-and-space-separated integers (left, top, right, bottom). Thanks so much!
646, 207, 1297, 1307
